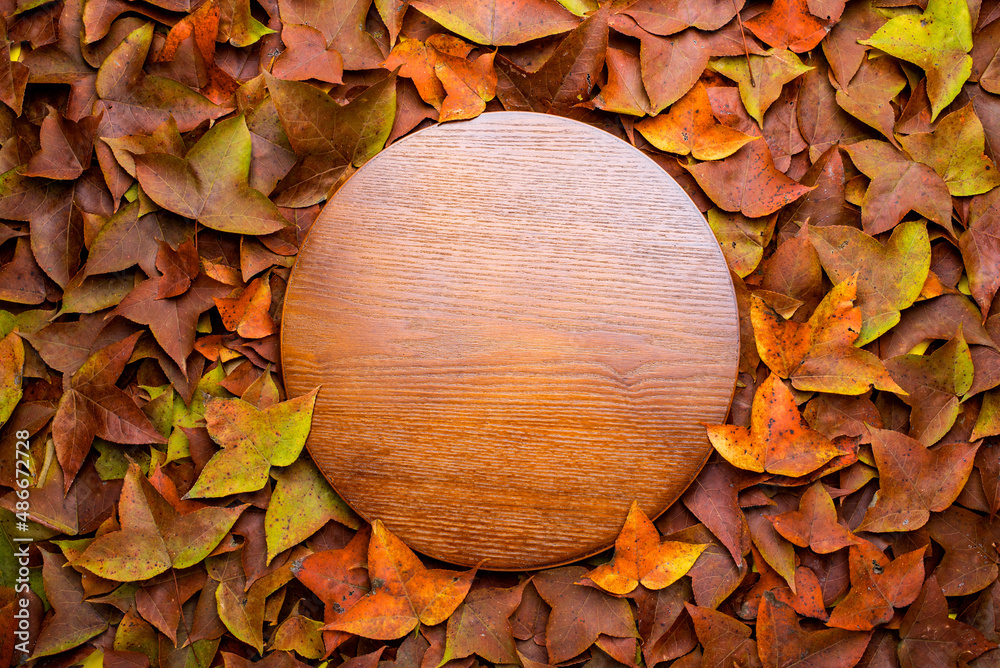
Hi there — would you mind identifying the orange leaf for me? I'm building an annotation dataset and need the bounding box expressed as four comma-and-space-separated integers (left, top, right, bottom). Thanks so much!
584, 501, 708, 595
325, 520, 475, 639
635, 82, 756, 160
707, 373, 849, 476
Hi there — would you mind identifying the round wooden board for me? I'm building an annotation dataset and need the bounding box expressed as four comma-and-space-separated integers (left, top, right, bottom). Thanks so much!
281, 112, 740, 570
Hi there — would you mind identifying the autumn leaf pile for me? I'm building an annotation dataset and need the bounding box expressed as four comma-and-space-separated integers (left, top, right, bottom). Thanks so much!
5, 0, 1000, 665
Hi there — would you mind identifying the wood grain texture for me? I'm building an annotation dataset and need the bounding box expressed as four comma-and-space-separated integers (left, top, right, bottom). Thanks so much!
281, 112, 740, 570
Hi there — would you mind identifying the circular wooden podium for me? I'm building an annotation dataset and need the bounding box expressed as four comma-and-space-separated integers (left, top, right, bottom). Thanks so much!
281, 112, 740, 570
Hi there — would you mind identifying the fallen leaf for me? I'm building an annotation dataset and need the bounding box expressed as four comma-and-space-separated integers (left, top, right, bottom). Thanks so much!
135, 114, 288, 235
186, 388, 318, 498
265, 458, 359, 564
533, 565, 638, 664
833, 56, 906, 145
885, 329, 974, 445
770, 482, 858, 554
635, 81, 755, 160
685, 603, 760, 668
622, 0, 744, 35
860, 0, 973, 120
826, 540, 927, 631
441, 583, 525, 665
709, 49, 813, 125
584, 501, 707, 595
407, 0, 579, 46
707, 373, 850, 476
841, 139, 952, 235
30, 550, 108, 658
745, 0, 828, 53
757, 593, 871, 668
325, 520, 475, 639
74, 461, 245, 580
266, 72, 397, 206
685, 130, 813, 218
898, 576, 997, 666
858, 427, 979, 532
809, 221, 931, 345
52, 332, 166, 491
900, 102, 1000, 196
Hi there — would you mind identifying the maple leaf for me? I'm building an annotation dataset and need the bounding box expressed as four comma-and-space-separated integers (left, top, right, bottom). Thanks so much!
23, 107, 100, 180
495, 6, 608, 115
685, 604, 760, 668
533, 565, 638, 664
265, 73, 397, 207
885, 329, 974, 445
770, 482, 857, 554
265, 458, 359, 564
30, 550, 109, 658
898, 576, 997, 666
684, 131, 813, 218
745, 0, 828, 53
900, 102, 1000, 196
155, 239, 199, 299
51, 332, 166, 491
584, 502, 707, 595
590, 45, 652, 116
707, 209, 774, 278
757, 594, 871, 668
185, 388, 318, 498
926, 505, 999, 596
635, 82, 755, 160
214, 274, 277, 339
276, 0, 384, 69
832, 56, 906, 146
383, 34, 497, 122
19, 0, 95, 121
707, 373, 850, 476
825, 540, 926, 631
961, 198, 1000, 316
93, 21, 225, 199
681, 461, 753, 564
209, 546, 295, 652
709, 49, 812, 125
152, 0, 239, 105
134, 114, 288, 235
821, 0, 886, 87
809, 221, 931, 346
74, 461, 245, 580
112, 274, 232, 370
406, 0, 579, 46
271, 24, 344, 84
841, 139, 952, 236
752, 273, 903, 394
601, 16, 707, 114
293, 527, 371, 653
441, 583, 525, 665
325, 520, 475, 639
0, 330, 23, 429
860, 0, 973, 120
858, 428, 979, 533
622, 0, 744, 35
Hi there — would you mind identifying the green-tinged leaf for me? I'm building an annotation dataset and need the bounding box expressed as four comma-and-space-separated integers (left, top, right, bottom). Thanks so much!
186, 388, 319, 498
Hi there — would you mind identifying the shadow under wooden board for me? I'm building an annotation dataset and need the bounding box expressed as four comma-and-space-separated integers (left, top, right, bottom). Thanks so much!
281, 111, 740, 570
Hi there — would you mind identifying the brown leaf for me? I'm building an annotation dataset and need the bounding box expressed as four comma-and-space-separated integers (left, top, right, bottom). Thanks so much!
771, 482, 858, 554
533, 566, 638, 664
898, 576, 997, 666
31, 550, 108, 658
859, 428, 979, 532
757, 594, 871, 668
